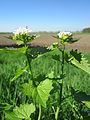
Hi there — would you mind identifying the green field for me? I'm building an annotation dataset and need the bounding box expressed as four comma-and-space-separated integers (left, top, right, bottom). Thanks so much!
0, 50, 90, 93
0, 31, 90, 119
0, 47, 90, 119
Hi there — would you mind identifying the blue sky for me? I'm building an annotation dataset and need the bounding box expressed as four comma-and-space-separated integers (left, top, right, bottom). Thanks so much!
0, 0, 90, 32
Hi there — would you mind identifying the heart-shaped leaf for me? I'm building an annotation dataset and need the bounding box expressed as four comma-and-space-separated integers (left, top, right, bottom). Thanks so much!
5, 103, 35, 120
32, 79, 53, 107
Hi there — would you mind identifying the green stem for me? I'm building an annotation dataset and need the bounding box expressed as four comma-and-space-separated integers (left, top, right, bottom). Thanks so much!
60, 48, 64, 104
1, 112, 4, 120
38, 104, 41, 120
25, 47, 37, 88
25, 47, 33, 78
59, 45, 65, 109
55, 45, 65, 120
55, 106, 59, 120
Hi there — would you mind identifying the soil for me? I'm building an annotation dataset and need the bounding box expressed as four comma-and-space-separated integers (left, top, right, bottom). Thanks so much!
0, 33, 90, 52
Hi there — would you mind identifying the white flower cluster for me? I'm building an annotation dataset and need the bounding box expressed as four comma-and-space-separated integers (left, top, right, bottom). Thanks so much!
57, 31, 72, 38
13, 27, 32, 36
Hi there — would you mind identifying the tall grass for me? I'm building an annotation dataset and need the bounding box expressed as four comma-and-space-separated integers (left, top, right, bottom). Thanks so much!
0, 48, 90, 119
0, 49, 90, 94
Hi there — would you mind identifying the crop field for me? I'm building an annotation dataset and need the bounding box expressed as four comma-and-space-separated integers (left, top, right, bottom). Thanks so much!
0, 32, 90, 51
0, 32, 90, 120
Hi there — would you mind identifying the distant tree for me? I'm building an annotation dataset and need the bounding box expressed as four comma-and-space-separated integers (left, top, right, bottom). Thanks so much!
82, 27, 90, 33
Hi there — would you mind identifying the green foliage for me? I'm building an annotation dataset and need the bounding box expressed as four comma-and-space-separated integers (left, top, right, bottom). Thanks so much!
13, 34, 35, 45
22, 80, 34, 97
5, 103, 35, 120
31, 49, 61, 78
70, 49, 82, 62
32, 79, 53, 108
82, 27, 90, 33
11, 65, 29, 82
70, 50, 90, 74
47, 42, 58, 50
0, 31, 90, 120
0, 50, 90, 119
83, 101, 90, 109
0, 103, 13, 111
22, 79, 53, 108
5, 112, 21, 120
0, 46, 28, 54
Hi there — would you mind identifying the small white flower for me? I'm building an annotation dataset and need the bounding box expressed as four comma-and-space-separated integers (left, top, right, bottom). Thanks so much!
13, 27, 32, 36
64, 32, 72, 36
57, 31, 72, 38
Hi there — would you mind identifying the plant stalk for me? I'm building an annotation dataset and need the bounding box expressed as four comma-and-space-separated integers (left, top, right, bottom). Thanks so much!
25, 47, 33, 78
59, 45, 65, 118
55, 45, 65, 120
38, 104, 41, 120
60, 46, 65, 105
55, 106, 60, 120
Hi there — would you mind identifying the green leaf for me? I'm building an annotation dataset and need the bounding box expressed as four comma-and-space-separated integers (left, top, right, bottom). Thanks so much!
52, 54, 60, 61
47, 42, 58, 50
22, 79, 53, 107
0, 46, 27, 54
70, 49, 82, 62
82, 101, 90, 109
32, 79, 53, 107
27, 35, 36, 43
46, 71, 54, 79
15, 40, 24, 45
11, 66, 28, 82
17, 46, 28, 54
13, 103, 35, 119
22, 80, 34, 96
70, 50, 90, 74
5, 112, 21, 120
71, 56, 90, 74
5, 103, 35, 120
